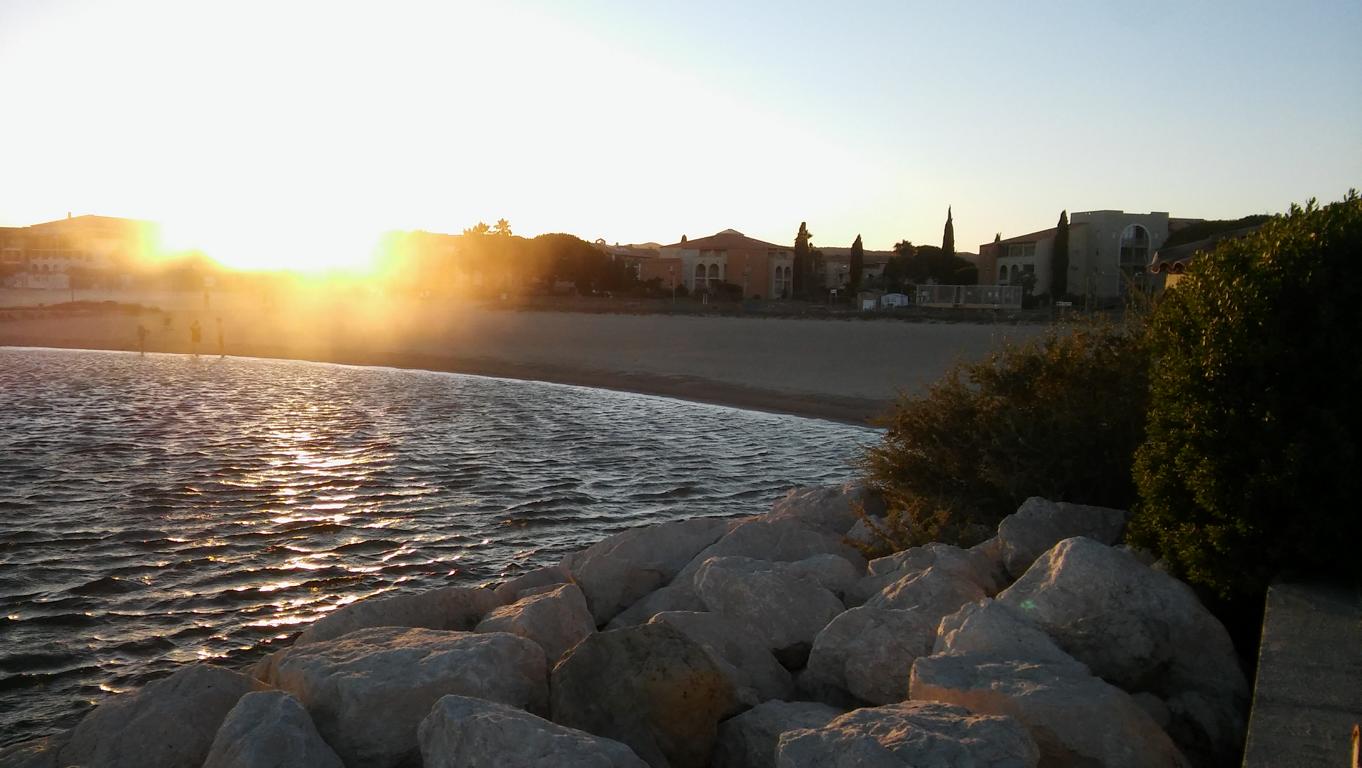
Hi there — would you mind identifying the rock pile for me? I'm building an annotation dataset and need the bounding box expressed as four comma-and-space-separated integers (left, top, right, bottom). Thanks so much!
1, 487, 1248, 767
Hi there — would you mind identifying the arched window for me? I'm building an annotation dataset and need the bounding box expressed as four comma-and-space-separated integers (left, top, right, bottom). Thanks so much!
998, 265, 1007, 283
1119, 225, 1151, 270
1009, 264, 1020, 282
707, 264, 719, 285
693, 263, 705, 289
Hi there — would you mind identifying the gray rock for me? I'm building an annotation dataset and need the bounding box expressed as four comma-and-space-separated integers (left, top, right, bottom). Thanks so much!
494, 564, 571, 604
202, 690, 344, 768
775, 700, 1039, 768
57, 664, 263, 768
863, 564, 986, 628
910, 653, 1188, 768
606, 580, 709, 629
693, 556, 846, 667
858, 542, 1000, 599
293, 585, 500, 646
713, 700, 843, 768
648, 611, 794, 706
843, 517, 885, 549
550, 622, 737, 768
419, 695, 646, 768
997, 537, 1248, 765
766, 482, 884, 535
676, 517, 866, 587
933, 599, 1081, 667
476, 583, 595, 664
264, 627, 547, 768
804, 606, 937, 706
0, 735, 67, 768
561, 517, 732, 625
997, 497, 1127, 579
778, 554, 861, 598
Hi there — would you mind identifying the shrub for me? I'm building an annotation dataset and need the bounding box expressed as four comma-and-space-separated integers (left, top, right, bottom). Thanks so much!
1129, 194, 1362, 601
858, 319, 1150, 554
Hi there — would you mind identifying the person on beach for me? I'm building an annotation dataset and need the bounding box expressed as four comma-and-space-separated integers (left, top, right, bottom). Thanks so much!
190, 319, 202, 357
136, 324, 148, 356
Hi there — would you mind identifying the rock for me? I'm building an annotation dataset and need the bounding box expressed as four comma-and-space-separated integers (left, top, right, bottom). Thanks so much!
264, 627, 547, 768
550, 622, 736, 768
648, 611, 794, 706
967, 535, 1010, 591
775, 700, 1039, 768
494, 564, 571, 604
712, 700, 843, 768
419, 695, 646, 768
778, 554, 860, 598
997, 537, 1248, 765
997, 497, 1127, 579
804, 606, 937, 705
933, 599, 1080, 667
561, 517, 732, 625
679, 517, 866, 585
910, 653, 1188, 768
294, 585, 501, 646
766, 482, 884, 535
858, 542, 1000, 598
863, 564, 987, 627
202, 690, 344, 768
607, 581, 709, 628
843, 517, 884, 549
476, 583, 595, 664
693, 556, 846, 667
56, 664, 263, 768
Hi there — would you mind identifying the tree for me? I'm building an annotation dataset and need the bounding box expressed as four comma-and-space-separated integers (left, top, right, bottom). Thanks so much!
849, 235, 864, 293
793, 222, 813, 298
942, 207, 955, 259
462, 221, 491, 237
1052, 211, 1070, 298
493, 219, 512, 237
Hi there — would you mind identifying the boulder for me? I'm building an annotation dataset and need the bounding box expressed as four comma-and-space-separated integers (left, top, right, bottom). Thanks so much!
693, 556, 847, 667
561, 517, 732, 625
862, 564, 986, 627
607, 581, 709, 629
648, 611, 794, 706
550, 622, 737, 768
997, 537, 1248, 764
494, 564, 571, 604
766, 482, 884, 534
712, 700, 843, 768
910, 653, 1188, 768
678, 517, 866, 584
475, 583, 595, 664
264, 627, 547, 768
56, 664, 263, 768
778, 554, 860, 598
804, 606, 936, 705
853, 542, 1000, 605
843, 517, 885, 549
293, 585, 501, 646
933, 599, 1080, 667
202, 690, 344, 768
419, 695, 646, 768
775, 700, 1038, 768
997, 497, 1127, 579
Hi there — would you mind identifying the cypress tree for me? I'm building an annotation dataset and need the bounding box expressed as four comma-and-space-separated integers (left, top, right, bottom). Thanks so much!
849, 234, 864, 293
793, 222, 812, 298
942, 207, 955, 260
1052, 210, 1070, 298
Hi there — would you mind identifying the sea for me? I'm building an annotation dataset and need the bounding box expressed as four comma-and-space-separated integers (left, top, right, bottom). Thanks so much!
0, 346, 879, 747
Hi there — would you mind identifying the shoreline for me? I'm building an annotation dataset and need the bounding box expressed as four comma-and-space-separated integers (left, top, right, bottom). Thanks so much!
1, 340, 886, 425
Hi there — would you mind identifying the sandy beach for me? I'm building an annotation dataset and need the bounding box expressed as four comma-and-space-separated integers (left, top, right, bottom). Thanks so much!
0, 290, 1045, 423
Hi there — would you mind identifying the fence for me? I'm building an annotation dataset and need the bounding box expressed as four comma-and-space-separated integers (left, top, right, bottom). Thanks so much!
914, 284, 1022, 309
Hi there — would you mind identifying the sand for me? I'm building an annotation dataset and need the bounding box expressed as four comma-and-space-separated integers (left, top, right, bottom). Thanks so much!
0, 291, 1045, 424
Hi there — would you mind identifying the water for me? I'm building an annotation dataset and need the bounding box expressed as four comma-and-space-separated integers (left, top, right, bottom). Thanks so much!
0, 347, 878, 746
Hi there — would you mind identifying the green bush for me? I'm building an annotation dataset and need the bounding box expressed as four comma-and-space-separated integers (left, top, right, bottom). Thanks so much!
859, 319, 1150, 554
1130, 194, 1362, 600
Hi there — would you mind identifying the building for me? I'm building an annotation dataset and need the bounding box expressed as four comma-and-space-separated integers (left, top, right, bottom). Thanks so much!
655, 229, 795, 299
978, 210, 1202, 300
0, 214, 159, 288
1148, 222, 1265, 288
817, 247, 894, 289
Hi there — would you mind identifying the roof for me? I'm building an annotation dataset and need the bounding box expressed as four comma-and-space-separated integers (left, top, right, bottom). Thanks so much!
662, 229, 790, 251
1149, 225, 1263, 274
991, 222, 1088, 247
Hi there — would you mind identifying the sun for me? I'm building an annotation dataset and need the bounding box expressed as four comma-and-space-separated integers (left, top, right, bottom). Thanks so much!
160, 212, 386, 275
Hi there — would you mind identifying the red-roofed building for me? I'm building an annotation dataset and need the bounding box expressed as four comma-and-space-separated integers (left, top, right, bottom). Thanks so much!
650, 229, 795, 299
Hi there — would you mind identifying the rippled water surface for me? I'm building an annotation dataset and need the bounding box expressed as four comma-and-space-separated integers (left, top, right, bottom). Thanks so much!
0, 347, 877, 746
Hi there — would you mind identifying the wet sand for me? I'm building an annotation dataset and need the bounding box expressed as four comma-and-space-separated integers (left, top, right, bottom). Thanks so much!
0, 294, 1045, 424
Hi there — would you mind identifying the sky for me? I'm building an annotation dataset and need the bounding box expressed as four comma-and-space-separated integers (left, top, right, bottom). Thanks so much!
1, 0, 1359, 270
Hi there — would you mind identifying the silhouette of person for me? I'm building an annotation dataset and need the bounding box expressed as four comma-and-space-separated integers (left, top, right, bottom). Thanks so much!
136, 324, 148, 356
190, 319, 202, 357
